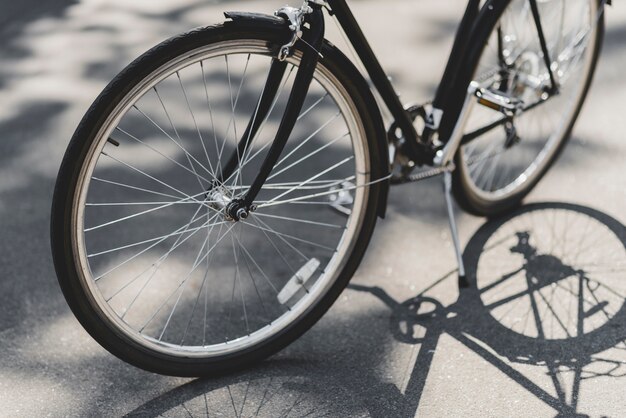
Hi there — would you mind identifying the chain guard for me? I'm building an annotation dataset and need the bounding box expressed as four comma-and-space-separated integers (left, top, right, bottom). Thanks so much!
387, 104, 430, 184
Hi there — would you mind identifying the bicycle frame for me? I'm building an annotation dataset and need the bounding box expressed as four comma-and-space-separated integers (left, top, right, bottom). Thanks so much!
226, 0, 606, 215
328, 0, 520, 163
223, 0, 512, 216
330, 0, 608, 162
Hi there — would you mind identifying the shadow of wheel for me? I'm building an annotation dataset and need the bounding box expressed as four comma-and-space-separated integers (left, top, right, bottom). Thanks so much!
123, 361, 370, 417
460, 202, 626, 365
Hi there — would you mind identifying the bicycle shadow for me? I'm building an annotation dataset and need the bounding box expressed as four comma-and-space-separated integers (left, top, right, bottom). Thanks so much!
122, 202, 625, 417
357, 202, 625, 417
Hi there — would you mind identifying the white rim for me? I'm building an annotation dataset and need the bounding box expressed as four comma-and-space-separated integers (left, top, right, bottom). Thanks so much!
71, 40, 371, 357
460, 0, 598, 202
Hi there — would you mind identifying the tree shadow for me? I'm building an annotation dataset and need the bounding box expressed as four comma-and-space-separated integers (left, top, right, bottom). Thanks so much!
0, 0, 623, 415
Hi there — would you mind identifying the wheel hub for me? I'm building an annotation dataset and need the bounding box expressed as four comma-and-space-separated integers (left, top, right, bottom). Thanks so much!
206, 188, 249, 222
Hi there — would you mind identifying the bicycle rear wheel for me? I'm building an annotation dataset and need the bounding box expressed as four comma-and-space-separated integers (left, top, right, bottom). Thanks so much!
454, 0, 604, 216
51, 24, 383, 376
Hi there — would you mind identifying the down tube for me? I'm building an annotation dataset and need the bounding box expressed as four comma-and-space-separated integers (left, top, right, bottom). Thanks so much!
326, 0, 429, 163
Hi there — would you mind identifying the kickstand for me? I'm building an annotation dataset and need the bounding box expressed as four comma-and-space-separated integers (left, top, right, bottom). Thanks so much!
443, 171, 469, 289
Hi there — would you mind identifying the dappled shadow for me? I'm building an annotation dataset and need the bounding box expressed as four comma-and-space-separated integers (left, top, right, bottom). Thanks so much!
0, 0, 624, 416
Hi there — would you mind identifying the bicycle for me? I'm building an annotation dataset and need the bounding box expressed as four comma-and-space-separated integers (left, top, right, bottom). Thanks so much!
51, 0, 609, 376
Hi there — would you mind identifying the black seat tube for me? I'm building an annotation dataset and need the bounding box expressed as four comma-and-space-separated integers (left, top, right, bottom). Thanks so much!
422, 0, 480, 144
241, 5, 325, 209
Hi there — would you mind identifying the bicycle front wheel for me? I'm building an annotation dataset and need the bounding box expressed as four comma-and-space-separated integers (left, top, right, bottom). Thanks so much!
454, 0, 604, 216
51, 24, 383, 376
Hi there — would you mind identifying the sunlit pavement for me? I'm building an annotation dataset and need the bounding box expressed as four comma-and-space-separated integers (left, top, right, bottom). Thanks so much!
0, 1, 625, 416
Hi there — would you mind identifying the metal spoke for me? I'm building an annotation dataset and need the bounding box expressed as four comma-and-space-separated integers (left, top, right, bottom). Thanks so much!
242, 221, 335, 252
151, 87, 211, 192
236, 231, 271, 324
91, 177, 180, 200
88, 216, 226, 258
177, 71, 216, 176
272, 113, 341, 170
249, 214, 297, 275
168, 212, 232, 347
156, 233, 212, 341
178, 213, 230, 345
255, 213, 345, 230
210, 55, 257, 187
231, 56, 272, 190
131, 101, 215, 182
253, 216, 309, 262
257, 170, 390, 209
115, 126, 212, 185
218, 64, 297, 186
84, 191, 206, 232
297, 93, 329, 121
86, 201, 201, 207
221, 64, 297, 187
114, 205, 210, 309
266, 133, 350, 184
95, 206, 212, 282
230, 230, 250, 336
234, 232, 280, 295
101, 152, 204, 204
141, 222, 237, 333
264, 156, 353, 205
231, 177, 356, 191
199, 60, 222, 178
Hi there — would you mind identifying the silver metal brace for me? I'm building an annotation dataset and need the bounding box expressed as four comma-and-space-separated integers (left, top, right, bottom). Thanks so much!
433, 81, 479, 167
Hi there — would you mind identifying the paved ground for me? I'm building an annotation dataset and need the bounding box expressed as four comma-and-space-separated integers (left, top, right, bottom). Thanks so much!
0, 0, 625, 416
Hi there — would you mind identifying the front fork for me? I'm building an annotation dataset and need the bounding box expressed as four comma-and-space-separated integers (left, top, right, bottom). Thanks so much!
218, 2, 325, 221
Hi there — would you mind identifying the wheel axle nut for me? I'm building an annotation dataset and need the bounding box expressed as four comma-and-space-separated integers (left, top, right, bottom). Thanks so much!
236, 208, 249, 220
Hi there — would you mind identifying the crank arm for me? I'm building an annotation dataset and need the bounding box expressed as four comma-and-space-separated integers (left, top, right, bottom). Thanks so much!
460, 95, 548, 146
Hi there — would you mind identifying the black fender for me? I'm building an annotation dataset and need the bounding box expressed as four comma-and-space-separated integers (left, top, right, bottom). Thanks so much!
318, 40, 390, 218
224, 11, 291, 31
225, 11, 391, 218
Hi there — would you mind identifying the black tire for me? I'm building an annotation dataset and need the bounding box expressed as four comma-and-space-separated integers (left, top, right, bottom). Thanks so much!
453, 0, 605, 216
51, 23, 384, 377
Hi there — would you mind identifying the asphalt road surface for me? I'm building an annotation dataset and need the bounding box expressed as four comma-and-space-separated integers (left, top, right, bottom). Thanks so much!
0, 0, 625, 416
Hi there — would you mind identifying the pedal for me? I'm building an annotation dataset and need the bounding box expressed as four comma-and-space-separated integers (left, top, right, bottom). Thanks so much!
277, 258, 320, 304
475, 87, 524, 115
